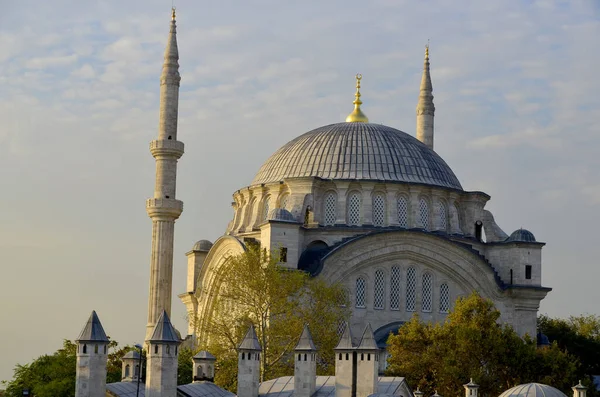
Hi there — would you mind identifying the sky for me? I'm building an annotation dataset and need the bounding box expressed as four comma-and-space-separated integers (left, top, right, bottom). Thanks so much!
0, 0, 599, 384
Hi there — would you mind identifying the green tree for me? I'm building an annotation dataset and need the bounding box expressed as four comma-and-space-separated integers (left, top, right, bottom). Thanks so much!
178, 347, 194, 385
386, 292, 577, 397
199, 246, 350, 390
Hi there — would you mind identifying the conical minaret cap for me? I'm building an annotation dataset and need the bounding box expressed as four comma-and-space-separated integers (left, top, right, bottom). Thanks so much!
295, 324, 317, 351
238, 324, 262, 351
416, 45, 435, 113
356, 323, 378, 351
148, 310, 180, 343
77, 310, 109, 343
334, 322, 354, 350
164, 7, 179, 62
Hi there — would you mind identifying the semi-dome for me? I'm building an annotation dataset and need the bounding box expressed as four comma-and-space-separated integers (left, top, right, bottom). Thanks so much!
507, 228, 536, 243
499, 383, 567, 397
251, 122, 462, 190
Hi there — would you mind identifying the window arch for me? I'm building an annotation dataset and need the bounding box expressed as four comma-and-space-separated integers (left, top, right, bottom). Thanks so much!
390, 266, 401, 310
438, 201, 447, 231
422, 273, 433, 312
323, 192, 337, 226
406, 267, 416, 312
262, 196, 271, 222
440, 283, 450, 313
347, 192, 361, 226
372, 193, 386, 227
374, 270, 385, 309
356, 277, 366, 308
125, 365, 130, 378
419, 198, 429, 230
397, 196, 408, 228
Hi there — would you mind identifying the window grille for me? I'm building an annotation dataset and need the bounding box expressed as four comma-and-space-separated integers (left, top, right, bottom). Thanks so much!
374, 270, 385, 309
419, 198, 429, 230
440, 283, 450, 313
356, 277, 366, 308
372, 193, 385, 226
390, 266, 401, 310
397, 196, 408, 228
337, 319, 346, 336
438, 202, 447, 230
422, 273, 433, 312
347, 193, 361, 225
263, 197, 270, 222
280, 194, 289, 210
406, 267, 416, 312
324, 192, 337, 226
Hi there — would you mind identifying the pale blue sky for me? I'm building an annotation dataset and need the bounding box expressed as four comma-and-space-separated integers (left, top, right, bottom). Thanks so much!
1, 0, 599, 384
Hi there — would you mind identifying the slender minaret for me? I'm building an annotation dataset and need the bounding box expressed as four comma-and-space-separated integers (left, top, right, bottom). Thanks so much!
146, 310, 180, 397
294, 324, 317, 397
75, 311, 109, 397
416, 44, 435, 150
146, 7, 185, 339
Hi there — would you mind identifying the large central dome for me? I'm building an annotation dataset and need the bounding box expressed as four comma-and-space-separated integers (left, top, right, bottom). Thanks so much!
251, 122, 462, 190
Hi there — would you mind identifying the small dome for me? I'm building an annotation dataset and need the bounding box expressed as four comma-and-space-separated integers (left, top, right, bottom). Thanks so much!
123, 350, 140, 360
507, 228, 536, 242
193, 240, 213, 251
267, 208, 298, 223
499, 383, 567, 397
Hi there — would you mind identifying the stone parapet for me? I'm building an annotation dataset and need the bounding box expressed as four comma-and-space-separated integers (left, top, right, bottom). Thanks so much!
150, 139, 184, 159
146, 198, 183, 219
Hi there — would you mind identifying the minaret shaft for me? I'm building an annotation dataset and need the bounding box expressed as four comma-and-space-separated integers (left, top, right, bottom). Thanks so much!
416, 46, 435, 150
146, 10, 184, 340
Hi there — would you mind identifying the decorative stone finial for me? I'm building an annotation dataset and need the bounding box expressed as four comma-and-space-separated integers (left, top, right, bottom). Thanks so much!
345, 74, 369, 123
171, 7, 176, 21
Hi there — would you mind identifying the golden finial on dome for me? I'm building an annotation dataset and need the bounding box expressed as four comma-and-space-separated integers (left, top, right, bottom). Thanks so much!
346, 73, 369, 123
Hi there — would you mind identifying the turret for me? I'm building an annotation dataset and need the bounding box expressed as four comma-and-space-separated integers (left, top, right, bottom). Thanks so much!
416, 45, 435, 150
146, 6, 185, 339
121, 350, 141, 382
464, 379, 479, 397
192, 351, 216, 382
145, 310, 180, 397
294, 325, 317, 397
334, 323, 355, 397
572, 381, 587, 397
355, 324, 379, 397
75, 311, 109, 397
237, 325, 262, 397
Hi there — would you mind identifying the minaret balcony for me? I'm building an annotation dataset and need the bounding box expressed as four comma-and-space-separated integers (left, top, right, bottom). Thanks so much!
146, 198, 184, 219
150, 139, 185, 159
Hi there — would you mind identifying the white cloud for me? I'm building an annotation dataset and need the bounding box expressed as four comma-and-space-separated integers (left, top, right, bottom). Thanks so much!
25, 53, 78, 69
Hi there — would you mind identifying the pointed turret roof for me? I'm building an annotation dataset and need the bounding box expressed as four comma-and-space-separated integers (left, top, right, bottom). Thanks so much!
77, 310, 109, 342
295, 324, 317, 351
357, 324, 378, 351
238, 324, 262, 351
334, 322, 354, 350
163, 7, 179, 68
193, 350, 217, 361
148, 310, 180, 343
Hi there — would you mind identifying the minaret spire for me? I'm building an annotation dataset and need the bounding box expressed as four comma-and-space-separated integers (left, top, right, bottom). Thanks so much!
146, 8, 184, 340
416, 43, 435, 150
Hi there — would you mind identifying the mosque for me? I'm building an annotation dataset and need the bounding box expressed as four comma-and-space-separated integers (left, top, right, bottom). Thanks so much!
70, 8, 571, 397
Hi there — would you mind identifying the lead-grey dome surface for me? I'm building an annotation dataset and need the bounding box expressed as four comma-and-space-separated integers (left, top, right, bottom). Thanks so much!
251, 123, 462, 190
498, 383, 567, 397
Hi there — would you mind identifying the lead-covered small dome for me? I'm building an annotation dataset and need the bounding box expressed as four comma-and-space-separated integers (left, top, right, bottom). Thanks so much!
193, 240, 213, 251
267, 208, 297, 223
499, 383, 567, 397
251, 122, 462, 190
507, 228, 536, 243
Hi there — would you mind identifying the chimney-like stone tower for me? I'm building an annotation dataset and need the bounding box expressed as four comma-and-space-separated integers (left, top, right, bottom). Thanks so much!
121, 350, 141, 382
146, 7, 184, 339
416, 45, 435, 150
237, 325, 262, 397
572, 381, 587, 397
294, 325, 317, 397
464, 379, 479, 397
146, 310, 180, 397
75, 311, 109, 397
355, 324, 378, 397
192, 351, 217, 382
334, 323, 355, 397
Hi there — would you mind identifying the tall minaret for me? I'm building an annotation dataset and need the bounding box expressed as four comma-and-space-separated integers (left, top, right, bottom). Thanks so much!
416, 44, 435, 150
146, 7, 184, 339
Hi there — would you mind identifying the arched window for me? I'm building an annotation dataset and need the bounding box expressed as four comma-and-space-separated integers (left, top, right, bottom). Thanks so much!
422, 273, 433, 312
438, 202, 447, 231
356, 277, 366, 308
390, 266, 401, 310
279, 194, 289, 210
372, 193, 386, 227
154, 345, 158, 354
125, 365, 130, 378
397, 196, 408, 228
94, 345, 98, 354
440, 283, 450, 313
419, 198, 429, 230
374, 270, 385, 309
347, 192, 361, 226
406, 267, 416, 312
83, 344, 87, 354
324, 192, 337, 226
262, 196, 271, 222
